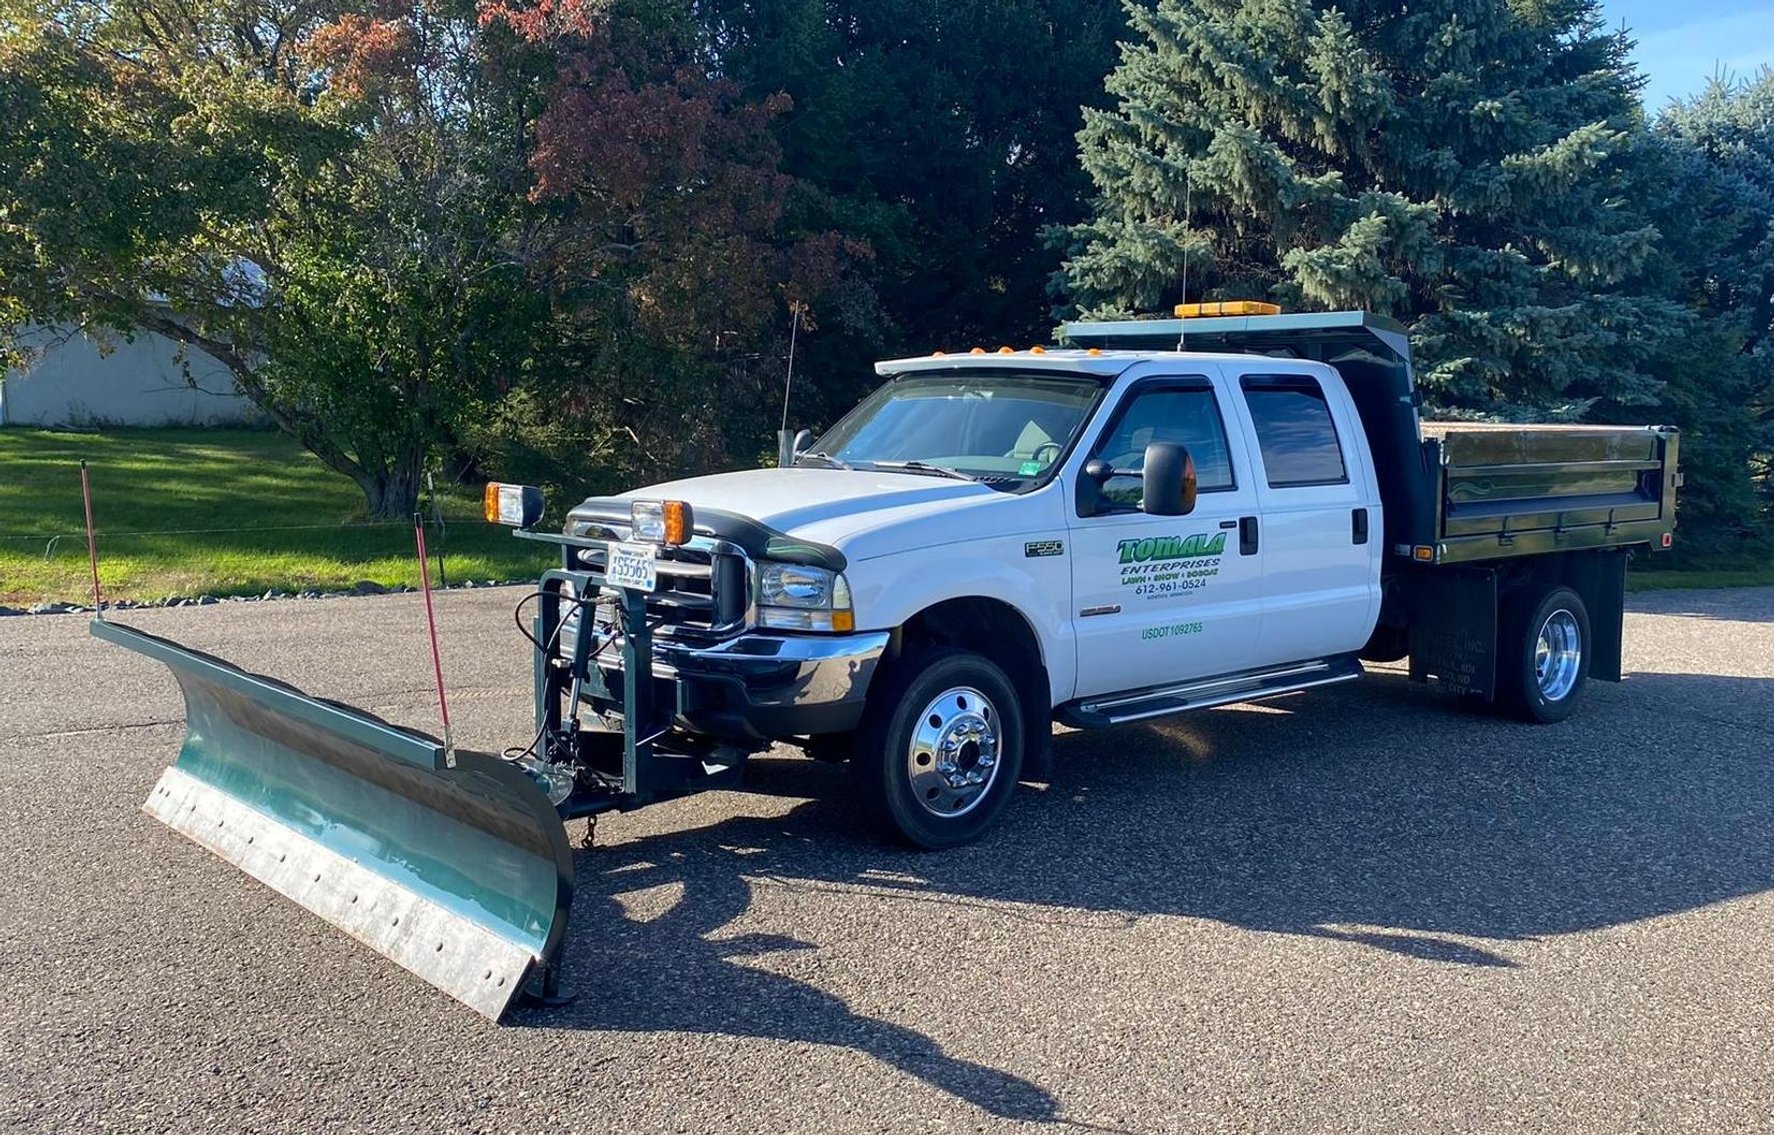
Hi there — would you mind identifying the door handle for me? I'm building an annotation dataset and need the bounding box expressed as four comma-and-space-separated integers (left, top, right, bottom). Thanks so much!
1239, 516, 1259, 556
1352, 507, 1369, 545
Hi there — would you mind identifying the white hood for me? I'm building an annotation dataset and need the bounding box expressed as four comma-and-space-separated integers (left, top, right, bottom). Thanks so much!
624, 467, 1039, 562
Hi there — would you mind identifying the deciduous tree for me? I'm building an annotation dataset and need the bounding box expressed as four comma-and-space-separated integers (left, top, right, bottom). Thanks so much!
0, 0, 566, 517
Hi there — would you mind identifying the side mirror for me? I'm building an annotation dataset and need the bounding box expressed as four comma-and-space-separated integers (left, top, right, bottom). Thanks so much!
1141, 442, 1197, 516
1082, 457, 1114, 484
777, 428, 815, 467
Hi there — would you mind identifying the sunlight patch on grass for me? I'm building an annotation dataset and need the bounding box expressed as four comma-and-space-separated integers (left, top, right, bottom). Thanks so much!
0, 428, 552, 604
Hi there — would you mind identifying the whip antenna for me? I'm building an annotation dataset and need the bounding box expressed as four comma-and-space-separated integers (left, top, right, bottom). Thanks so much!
779, 301, 803, 434
1177, 172, 1193, 354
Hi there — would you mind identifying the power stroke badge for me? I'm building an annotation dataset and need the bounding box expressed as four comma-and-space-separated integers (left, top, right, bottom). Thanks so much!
1117, 531, 1225, 598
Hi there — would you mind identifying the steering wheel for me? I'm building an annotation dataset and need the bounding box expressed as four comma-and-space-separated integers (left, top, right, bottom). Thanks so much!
1029, 441, 1064, 468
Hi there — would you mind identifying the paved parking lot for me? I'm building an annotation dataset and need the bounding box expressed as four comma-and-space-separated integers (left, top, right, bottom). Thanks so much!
2, 586, 1771, 1133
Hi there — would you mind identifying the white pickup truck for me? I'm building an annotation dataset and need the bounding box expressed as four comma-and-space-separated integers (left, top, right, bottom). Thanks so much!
93, 304, 1686, 1013
553, 308, 1681, 848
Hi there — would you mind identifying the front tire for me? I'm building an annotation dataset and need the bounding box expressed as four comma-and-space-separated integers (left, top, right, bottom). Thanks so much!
856, 646, 1024, 849
1497, 585, 1590, 723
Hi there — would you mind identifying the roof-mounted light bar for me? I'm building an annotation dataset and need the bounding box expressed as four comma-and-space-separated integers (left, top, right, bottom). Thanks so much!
1174, 301, 1281, 318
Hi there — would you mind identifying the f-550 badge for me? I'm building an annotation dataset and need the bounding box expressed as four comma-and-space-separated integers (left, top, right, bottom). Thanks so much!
1024, 540, 1065, 558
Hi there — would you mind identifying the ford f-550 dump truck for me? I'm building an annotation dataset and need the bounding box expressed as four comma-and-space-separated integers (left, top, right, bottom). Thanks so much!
96, 305, 1680, 1017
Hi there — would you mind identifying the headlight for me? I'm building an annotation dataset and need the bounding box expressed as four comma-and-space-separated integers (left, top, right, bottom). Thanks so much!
757, 563, 854, 632
630, 499, 692, 545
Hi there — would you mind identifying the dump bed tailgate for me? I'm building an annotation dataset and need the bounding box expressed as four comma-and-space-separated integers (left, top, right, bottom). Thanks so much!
1421, 423, 1679, 563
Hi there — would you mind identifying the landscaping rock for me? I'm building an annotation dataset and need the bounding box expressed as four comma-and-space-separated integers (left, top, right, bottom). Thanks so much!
27, 602, 72, 615
0, 606, 22, 617
197, 595, 218, 605
350, 580, 386, 596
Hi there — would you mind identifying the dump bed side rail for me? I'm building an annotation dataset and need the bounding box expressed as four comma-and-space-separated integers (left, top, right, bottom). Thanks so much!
1424, 424, 1680, 564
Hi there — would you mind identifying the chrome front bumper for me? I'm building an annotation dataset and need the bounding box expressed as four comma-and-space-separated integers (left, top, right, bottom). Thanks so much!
607, 629, 892, 741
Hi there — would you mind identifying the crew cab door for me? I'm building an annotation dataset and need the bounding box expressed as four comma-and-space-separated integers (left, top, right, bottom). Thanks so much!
1066, 372, 1265, 699
1225, 368, 1382, 664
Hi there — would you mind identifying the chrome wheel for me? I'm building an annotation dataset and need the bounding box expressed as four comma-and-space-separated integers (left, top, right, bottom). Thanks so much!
904, 686, 1000, 817
1534, 609, 1582, 702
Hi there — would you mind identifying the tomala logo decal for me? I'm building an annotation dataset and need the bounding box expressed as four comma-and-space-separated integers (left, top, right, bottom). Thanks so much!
1116, 531, 1226, 598
1115, 532, 1227, 564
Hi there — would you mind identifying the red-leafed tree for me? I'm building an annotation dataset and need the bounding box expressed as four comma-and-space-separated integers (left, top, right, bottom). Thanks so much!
463, 4, 860, 491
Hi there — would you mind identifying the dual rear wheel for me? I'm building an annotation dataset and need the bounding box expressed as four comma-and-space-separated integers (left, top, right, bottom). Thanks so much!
1497, 584, 1591, 723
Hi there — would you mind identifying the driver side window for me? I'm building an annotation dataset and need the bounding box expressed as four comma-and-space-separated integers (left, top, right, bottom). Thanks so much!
1088, 383, 1235, 509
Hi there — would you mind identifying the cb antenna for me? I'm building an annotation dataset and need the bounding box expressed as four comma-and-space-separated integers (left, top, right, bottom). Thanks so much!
1176, 171, 1193, 354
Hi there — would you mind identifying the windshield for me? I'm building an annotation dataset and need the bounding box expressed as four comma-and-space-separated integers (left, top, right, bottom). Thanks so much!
804, 371, 1105, 485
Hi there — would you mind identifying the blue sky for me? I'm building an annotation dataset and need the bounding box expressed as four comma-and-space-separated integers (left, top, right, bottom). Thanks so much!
1599, 0, 1774, 109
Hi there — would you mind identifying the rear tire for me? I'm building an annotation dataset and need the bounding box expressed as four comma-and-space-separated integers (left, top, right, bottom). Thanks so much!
1497, 585, 1590, 723
856, 646, 1024, 849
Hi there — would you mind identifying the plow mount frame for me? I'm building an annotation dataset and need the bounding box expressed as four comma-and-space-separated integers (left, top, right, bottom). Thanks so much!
525, 529, 755, 821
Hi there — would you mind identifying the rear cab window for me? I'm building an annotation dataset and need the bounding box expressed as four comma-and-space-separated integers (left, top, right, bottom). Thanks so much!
1239, 375, 1347, 487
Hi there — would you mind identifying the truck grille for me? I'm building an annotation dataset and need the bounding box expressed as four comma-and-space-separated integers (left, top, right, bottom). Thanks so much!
567, 540, 749, 641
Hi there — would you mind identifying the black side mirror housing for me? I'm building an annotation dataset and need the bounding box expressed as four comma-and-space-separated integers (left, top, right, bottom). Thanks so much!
1141, 442, 1198, 516
1075, 457, 1115, 515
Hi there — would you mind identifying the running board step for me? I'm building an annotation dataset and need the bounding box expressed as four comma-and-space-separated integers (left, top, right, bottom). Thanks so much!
1057, 655, 1363, 728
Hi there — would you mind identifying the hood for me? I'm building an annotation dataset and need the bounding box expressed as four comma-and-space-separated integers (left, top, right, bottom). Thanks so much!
602, 467, 1030, 562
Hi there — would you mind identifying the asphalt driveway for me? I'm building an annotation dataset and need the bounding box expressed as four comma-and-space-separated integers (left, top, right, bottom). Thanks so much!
2, 586, 1770, 1133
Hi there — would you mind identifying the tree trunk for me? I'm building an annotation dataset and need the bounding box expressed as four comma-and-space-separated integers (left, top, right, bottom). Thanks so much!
359, 460, 424, 522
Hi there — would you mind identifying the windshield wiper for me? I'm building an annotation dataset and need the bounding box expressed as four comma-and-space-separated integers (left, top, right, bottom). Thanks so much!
867, 460, 979, 482
795, 450, 852, 470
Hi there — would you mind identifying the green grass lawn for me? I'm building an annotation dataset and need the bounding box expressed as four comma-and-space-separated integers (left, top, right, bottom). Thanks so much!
1626, 566, 1774, 592
0, 428, 553, 605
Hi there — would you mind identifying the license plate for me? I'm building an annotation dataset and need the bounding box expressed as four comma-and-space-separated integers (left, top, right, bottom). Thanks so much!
606, 541, 657, 592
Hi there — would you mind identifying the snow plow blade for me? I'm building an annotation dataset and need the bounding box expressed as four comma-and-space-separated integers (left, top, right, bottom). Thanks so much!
94, 618, 573, 1020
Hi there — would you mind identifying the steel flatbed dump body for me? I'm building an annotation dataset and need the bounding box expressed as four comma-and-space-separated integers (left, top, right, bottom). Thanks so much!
1420, 421, 1678, 563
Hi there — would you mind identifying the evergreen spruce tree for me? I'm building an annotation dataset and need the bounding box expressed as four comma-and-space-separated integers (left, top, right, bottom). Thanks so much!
1655, 73, 1774, 540
1056, 0, 1688, 420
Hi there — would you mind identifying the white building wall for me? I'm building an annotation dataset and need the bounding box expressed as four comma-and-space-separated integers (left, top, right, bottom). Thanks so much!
0, 324, 260, 427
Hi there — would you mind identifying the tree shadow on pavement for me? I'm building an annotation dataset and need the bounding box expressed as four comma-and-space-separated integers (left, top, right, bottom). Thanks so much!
539, 847, 1062, 1123
527, 666, 1772, 1122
